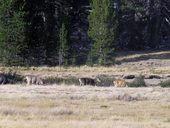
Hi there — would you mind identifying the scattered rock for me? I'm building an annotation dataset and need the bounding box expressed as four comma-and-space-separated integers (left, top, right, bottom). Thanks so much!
123, 75, 135, 79
165, 74, 170, 78
144, 75, 162, 79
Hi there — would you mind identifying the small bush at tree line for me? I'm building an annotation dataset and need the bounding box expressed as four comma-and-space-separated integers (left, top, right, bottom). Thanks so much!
96, 76, 115, 87
128, 76, 146, 87
1, 70, 23, 84
43, 76, 79, 85
160, 80, 170, 88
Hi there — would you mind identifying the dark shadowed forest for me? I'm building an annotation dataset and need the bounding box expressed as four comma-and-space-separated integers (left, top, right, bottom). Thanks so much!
0, 0, 170, 66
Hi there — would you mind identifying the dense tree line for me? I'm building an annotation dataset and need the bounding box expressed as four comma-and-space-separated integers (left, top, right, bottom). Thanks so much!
0, 0, 170, 66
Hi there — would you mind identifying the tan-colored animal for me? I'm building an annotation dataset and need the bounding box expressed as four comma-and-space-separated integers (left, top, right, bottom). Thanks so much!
25, 75, 43, 85
113, 79, 128, 87
79, 77, 101, 86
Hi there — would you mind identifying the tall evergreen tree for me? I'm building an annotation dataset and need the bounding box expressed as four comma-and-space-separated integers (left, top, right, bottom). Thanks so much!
58, 22, 69, 66
24, 0, 68, 66
88, 0, 116, 65
0, 0, 26, 66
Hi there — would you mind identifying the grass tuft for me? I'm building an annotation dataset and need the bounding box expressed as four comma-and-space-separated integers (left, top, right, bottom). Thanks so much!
97, 76, 115, 87
1, 70, 23, 84
128, 75, 146, 87
160, 80, 170, 88
43, 76, 79, 85
64, 77, 79, 85
43, 76, 64, 85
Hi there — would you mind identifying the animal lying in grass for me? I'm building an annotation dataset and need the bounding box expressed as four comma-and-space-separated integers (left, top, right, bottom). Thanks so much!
113, 79, 128, 87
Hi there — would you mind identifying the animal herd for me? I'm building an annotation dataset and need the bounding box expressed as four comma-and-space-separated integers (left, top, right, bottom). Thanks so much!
0, 73, 128, 87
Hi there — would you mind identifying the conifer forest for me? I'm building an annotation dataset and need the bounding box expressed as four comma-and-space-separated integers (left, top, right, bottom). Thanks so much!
0, 0, 170, 66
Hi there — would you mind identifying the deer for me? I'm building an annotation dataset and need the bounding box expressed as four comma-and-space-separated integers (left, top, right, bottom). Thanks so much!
79, 76, 101, 86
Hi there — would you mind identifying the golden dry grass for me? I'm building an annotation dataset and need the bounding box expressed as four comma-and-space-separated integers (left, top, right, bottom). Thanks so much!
116, 50, 170, 61
0, 50, 170, 79
0, 85, 169, 128
1, 65, 170, 80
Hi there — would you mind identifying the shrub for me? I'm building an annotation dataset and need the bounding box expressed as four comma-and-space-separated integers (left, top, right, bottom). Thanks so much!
160, 80, 170, 88
43, 76, 79, 85
1, 70, 23, 84
43, 77, 64, 85
128, 76, 146, 87
96, 76, 115, 87
64, 77, 79, 85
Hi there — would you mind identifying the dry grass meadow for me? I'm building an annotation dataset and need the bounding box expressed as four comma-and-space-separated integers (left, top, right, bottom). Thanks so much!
0, 50, 170, 128
1, 50, 170, 79
0, 85, 170, 128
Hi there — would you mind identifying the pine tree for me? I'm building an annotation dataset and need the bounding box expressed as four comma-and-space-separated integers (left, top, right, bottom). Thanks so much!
88, 0, 116, 66
58, 22, 69, 66
0, 0, 26, 66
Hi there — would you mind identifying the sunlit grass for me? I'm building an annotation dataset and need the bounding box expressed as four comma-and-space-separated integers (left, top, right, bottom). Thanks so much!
0, 50, 170, 79
0, 50, 170, 127
0, 86, 169, 128
1, 65, 169, 79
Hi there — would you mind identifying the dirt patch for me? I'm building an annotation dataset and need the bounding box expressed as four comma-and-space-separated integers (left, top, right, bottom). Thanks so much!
115, 50, 170, 68
114, 50, 170, 86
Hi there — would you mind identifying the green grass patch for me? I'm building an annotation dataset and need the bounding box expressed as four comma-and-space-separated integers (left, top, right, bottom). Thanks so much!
128, 75, 146, 87
1, 70, 23, 84
43, 76, 64, 85
160, 80, 170, 88
64, 77, 79, 85
43, 76, 79, 85
94, 75, 115, 87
